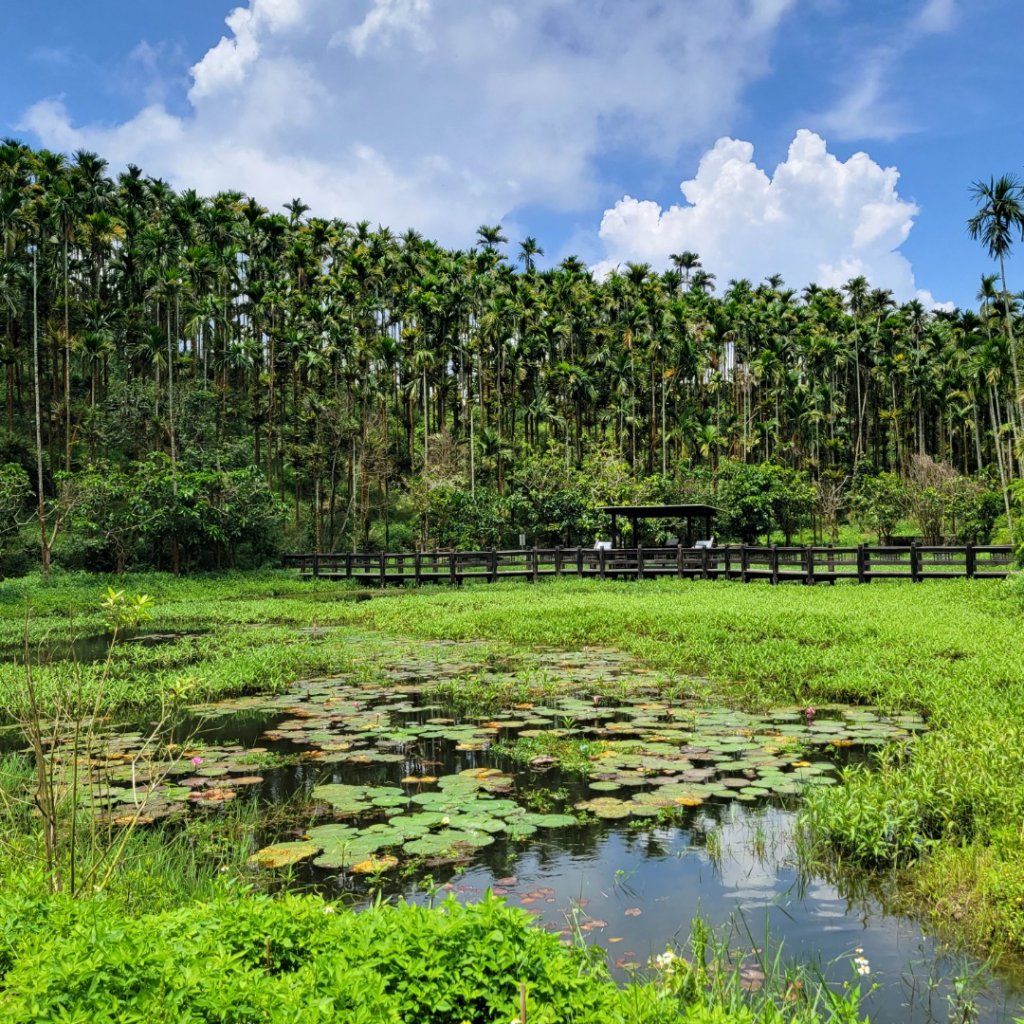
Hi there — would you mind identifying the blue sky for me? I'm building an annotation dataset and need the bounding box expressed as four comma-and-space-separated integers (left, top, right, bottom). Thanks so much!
4, 0, 1023, 308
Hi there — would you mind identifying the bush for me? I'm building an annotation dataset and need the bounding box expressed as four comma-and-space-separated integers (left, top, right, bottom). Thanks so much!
63, 456, 287, 572
0, 893, 641, 1024
850, 472, 907, 543
714, 462, 814, 544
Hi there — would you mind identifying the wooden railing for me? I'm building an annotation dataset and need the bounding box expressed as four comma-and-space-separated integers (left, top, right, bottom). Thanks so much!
283, 544, 1015, 585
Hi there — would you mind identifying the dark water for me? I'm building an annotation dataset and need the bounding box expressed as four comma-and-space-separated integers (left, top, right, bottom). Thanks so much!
2, 630, 206, 666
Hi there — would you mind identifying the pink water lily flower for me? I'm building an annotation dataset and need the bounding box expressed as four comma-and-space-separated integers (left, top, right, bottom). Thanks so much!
191, 756, 204, 766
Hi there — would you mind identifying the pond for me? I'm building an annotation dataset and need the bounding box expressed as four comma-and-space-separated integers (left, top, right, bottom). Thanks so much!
23, 642, 1024, 1023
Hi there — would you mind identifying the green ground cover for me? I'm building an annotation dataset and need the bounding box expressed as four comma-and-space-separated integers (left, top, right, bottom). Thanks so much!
0, 569, 1022, 1020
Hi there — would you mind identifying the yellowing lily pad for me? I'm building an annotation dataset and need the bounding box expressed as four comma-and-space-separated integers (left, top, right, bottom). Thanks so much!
250, 841, 319, 869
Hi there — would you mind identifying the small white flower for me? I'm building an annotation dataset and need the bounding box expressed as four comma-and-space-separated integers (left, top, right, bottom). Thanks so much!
323, 906, 335, 914
857, 963, 871, 976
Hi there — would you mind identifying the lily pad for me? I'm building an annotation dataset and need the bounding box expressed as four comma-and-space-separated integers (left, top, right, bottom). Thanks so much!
251, 841, 319, 869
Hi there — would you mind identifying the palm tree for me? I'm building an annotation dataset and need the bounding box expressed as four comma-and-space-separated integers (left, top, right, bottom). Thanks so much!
476, 224, 508, 252
670, 251, 701, 290
968, 174, 1024, 416
517, 236, 543, 274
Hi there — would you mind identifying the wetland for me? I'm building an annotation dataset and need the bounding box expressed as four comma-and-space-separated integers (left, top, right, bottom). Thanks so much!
1, 571, 1023, 1023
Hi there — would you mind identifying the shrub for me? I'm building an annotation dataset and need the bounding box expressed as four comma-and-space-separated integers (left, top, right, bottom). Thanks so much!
714, 462, 814, 544
850, 472, 907, 543
0, 894, 638, 1024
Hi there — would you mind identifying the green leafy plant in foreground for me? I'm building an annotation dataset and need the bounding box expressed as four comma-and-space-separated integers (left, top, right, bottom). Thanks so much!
0, 885, 876, 1024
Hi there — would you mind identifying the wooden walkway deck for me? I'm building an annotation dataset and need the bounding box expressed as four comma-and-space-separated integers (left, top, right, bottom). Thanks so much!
284, 544, 1015, 585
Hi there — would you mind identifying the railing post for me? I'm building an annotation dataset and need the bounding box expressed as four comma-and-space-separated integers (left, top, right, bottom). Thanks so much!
740, 545, 749, 583
856, 544, 867, 584
770, 544, 779, 585
636, 546, 644, 580
827, 543, 835, 574
414, 551, 422, 586
599, 547, 607, 579
965, 543, 976, 578
490, 548, 498, 582
804, 546, 814, 586
910, 542, 921, 583
576, 546, 583, 576
345, 552, 353, 578
701, 546, 710, 580
724, 545, 732, 579
531, 546, 539, 583
449, 551, 456, 586
312, 551, 320, 578
677, 543, 684, 578
555, 547, 563, 575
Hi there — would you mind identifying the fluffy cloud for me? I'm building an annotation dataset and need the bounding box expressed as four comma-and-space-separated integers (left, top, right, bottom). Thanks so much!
20, 0, 794, 242
593, 130, 948, 307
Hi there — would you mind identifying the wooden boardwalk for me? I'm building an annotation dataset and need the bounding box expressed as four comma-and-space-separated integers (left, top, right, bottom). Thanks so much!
284, 544, 1015, 586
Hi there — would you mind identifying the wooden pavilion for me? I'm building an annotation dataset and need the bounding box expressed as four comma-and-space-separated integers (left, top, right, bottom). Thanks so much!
599, 504, 720, 548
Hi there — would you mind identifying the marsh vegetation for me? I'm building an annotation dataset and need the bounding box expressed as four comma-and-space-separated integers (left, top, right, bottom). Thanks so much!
1, 571, 1023, 1021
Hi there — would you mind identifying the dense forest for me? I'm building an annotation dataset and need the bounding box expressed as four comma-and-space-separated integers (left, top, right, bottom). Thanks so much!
0, 140, 1021, 574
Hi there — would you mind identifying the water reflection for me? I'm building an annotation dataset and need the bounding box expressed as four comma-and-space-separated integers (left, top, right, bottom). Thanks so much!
398, 807, 1023, 1024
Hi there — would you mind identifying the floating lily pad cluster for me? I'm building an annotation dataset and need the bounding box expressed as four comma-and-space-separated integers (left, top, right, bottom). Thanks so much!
27, 642, 925, 873
261, 769, 578, 869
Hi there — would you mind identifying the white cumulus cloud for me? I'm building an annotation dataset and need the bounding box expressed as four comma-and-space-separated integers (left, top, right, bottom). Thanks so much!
592, 129, 948, 307
20, 0, 795, 243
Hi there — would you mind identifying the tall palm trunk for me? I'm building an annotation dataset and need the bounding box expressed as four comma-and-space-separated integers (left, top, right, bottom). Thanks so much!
32, 245, 49, 579
989, 385, 1013, 533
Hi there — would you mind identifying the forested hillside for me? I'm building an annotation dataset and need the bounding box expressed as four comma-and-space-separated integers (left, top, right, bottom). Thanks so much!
0, 140, 1020, 573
